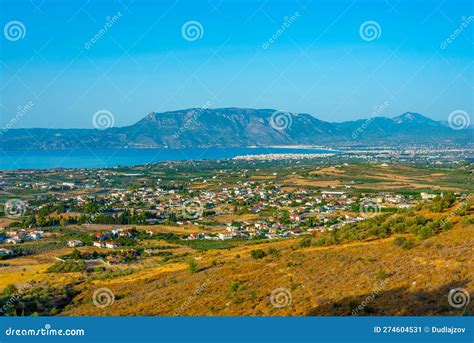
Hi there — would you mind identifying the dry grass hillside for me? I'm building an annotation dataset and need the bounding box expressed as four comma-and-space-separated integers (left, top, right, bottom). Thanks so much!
62, 213, 473, 316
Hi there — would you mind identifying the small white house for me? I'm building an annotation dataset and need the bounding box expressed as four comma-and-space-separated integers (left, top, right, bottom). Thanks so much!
217, 232, 233, 240
67, 240, 84, 248
93, 241, 105, 248
105, 241, 120, 249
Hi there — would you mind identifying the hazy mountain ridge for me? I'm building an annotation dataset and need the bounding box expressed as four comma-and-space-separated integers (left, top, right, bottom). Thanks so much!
1, 108, 471, 149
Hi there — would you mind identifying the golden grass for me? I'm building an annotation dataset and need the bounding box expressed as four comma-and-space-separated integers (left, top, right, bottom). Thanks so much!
60, 216, 473, 316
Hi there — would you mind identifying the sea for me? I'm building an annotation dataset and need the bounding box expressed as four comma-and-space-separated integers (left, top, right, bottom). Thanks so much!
0, 148, 338, 170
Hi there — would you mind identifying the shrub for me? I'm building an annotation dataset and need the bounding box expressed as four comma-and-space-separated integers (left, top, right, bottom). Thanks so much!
188, 258, 199, 273
229, 281, 242, 293
417, 226, 434, 240
441, 221, 453, 231
375, 269, 389, 280
297, 238, 312, 248
267, 248, 280, 257
393, 237, 416, 250
250, 249, 266, 259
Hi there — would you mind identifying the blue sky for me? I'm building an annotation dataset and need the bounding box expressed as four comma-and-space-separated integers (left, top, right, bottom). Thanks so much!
0, 0, 472, 128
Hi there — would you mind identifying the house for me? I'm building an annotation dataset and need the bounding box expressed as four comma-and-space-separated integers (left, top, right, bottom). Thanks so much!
421, 192, 436, 200
217, 232, 233, 240
290, 213, 302, 222
5, 237, 22, 244
93, 241, 105, 248
111, 229, 122, 235
29, 231, 42, 240
91, 232, 107, 241
0, 248, 13, 257
188, 232, 204, 240
118, 231, 132, 238
254, 222, 267, 230
67, 240, 84, 248
105, 241, 120, 249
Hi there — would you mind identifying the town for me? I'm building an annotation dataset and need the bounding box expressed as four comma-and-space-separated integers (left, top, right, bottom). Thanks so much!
0, 157, 472, 316
0, 157, 471, 258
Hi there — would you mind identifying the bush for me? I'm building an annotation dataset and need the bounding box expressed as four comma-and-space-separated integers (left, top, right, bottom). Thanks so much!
229, 281, 242, 293
313, 236, 336, 246
417, 226, 434, 240
393, 237, 416, 250
297, 238, 312, 248
250, 249, 266, 259
462, 217, 474, 225
375, 269, 389, 280
267, 248, 280, 257
188, 258, 199, 273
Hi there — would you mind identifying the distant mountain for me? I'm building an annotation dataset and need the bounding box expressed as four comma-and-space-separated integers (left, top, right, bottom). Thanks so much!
1, 108, 472, 150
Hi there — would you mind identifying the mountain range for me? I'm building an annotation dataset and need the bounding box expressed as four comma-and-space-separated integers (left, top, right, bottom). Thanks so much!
1, 108, 472, 149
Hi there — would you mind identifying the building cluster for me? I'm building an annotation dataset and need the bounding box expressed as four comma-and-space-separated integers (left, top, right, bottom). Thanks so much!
183, 188, 417, 241
90, 228, 138, 249
0, 228, 44, 258
0, 227, 43, 245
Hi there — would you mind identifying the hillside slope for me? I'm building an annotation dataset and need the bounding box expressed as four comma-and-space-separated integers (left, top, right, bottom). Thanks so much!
63, 215, 473, 316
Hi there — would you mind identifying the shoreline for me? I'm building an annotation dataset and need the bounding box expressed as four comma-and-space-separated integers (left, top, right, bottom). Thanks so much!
0, 147, 338, 172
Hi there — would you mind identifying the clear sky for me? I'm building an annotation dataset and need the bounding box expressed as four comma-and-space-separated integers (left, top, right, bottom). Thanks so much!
0, 0, 472, 129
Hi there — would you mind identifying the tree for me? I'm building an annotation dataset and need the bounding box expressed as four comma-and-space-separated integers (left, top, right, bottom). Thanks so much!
69, 249, 81, 260
188, 258, 199, 273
